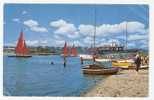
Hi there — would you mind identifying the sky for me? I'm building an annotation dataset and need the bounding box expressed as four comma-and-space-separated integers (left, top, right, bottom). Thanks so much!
4, 4, 149, 49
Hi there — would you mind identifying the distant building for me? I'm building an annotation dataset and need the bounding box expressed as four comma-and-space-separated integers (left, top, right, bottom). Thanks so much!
97, 42, 124, 54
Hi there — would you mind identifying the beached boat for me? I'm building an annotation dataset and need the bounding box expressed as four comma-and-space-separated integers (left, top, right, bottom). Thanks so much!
8, 31, 32, 57
112, 59, 134, 69
95, 58, 112, 62
82, 64, 119, 75
79, 54, 93, 60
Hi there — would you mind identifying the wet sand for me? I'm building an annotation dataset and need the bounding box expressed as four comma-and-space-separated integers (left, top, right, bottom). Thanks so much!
82, 69, 149, 97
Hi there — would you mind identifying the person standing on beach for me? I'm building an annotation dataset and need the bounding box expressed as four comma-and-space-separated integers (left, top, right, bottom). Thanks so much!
135, 53, 141, 72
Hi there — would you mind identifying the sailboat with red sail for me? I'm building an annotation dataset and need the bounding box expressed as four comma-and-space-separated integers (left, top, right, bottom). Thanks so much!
8, 31, 32, 57
70, 44, 78, 57
61, 41, 68, 57
61, 42, 78, 57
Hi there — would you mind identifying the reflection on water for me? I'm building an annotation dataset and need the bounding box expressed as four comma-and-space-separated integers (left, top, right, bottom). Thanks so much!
3, 55, 105, 96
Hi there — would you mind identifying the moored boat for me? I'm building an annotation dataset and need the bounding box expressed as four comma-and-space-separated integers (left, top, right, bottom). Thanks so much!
79, 54, 93, 60
61, 42, 78, 57
112, 59, 134, 69
8, 31, 32, 58
82, 64, 119, 75
70, 44, 78, 57
95, 58, 112, 62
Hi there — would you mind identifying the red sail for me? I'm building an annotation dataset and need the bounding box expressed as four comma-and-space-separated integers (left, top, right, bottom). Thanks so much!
71, 44, 78, 56
63, 42, 68, 57
15, 31, 29, 55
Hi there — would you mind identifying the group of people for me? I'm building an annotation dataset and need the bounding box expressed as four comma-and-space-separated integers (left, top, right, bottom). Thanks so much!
134, 53, 149, 72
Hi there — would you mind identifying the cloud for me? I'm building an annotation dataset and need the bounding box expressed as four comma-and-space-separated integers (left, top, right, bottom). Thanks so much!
31, 26, 48, 33
23, 19, 48, 32
24, 20, 38, 27
26, 40, 39, 46
128, 34, 148, 41
22, 11, 27, 15
78, 21, 147, 38
47, 19, 148, 48
50, 19, 78, 39
12, 18, 20, 23
26, 40, 48, 46
78, 24, 94, 36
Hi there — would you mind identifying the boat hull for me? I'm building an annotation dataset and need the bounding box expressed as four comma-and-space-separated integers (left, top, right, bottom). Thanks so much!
79, 54, 93, 60
112, 59, 134, 69
8, 55, 32, 58
82, 67, 119, 75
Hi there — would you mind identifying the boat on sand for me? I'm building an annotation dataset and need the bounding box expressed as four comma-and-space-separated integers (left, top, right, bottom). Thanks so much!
82, 64, 119, 75
112, 59, 134, 69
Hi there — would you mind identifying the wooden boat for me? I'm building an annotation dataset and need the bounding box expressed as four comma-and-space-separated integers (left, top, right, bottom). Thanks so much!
82, 64, 119, 75
95, 58, 112, 62
112, 59, 134, 69
79, 54, 93, 60
8, 31, 32, 58
8, 55, 32, 57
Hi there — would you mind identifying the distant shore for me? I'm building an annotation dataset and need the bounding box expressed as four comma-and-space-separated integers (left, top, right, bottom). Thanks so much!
3, 52, 59, 56
81, 69, 148, 97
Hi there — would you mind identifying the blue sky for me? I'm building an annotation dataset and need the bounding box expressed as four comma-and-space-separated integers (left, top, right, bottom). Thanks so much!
4, 4, 149, 49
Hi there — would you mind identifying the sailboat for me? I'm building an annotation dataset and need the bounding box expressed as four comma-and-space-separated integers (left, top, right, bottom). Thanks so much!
61, 41, 68, 57
81, 8, 119, 75
61, 42, 78, 57
70, 44, 78, 57
8, 31, 32, 57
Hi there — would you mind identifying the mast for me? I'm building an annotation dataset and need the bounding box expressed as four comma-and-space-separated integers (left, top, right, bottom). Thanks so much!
94, 6, 96, 49
92, 6, 96, 64
125, 22, 128, 50
63, 41, 68, 57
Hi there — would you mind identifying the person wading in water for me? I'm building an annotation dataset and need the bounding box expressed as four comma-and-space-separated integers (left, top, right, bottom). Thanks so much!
135, 53, 141, 72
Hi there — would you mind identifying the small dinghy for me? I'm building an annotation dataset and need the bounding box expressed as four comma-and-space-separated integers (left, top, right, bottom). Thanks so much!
82, 64, 119, 75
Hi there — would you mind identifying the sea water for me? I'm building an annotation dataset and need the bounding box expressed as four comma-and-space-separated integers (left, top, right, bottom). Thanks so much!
3, 55, 106, 96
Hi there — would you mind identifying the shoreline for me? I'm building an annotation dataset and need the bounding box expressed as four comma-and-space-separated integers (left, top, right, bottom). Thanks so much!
81, 69, 149, 97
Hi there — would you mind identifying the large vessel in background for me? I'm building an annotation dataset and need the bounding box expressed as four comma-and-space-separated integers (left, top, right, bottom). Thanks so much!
8, 31, 32, 57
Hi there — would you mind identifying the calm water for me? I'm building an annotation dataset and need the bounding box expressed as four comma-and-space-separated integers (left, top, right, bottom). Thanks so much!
3, 55, 106, 96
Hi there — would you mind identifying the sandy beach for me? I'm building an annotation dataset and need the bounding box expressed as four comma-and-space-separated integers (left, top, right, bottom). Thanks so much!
82, 69, 149, 97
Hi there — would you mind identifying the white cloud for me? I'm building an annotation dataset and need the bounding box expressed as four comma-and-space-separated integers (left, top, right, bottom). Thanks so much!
31, 26, 48, 33
78, 21, 147, 38
83, 36, 93, 44
50, 19, 79, 39
128, 34, 148, 41
50, 19, 67, 28
12, 18, 20, 23
26, 40, 48, 46
78, 24, 94, 36
24, 20, 38, 27
54, 40, 65, 47
22, 11, 27, 15
32, 19, 148, 48
23, 19, 48, 32
26, 40, 39, 46
126, 21, 146, 34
